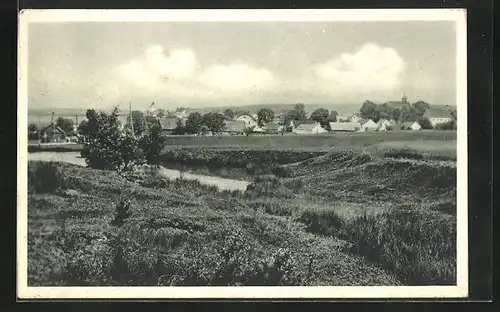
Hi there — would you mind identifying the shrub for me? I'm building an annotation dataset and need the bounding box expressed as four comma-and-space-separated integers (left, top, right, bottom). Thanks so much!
418, 117, 433, 130
384, 148, 425, 160
296, 205, 456, 285
111, 197, 133, 227
28, 161, 68, 193
435, 120, 457, 131
79, 107, 146, 173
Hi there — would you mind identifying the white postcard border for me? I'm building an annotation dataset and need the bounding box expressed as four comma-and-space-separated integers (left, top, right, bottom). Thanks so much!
17, 8, 468, 299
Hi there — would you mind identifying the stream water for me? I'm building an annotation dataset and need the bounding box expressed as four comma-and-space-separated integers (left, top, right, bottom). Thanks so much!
28, 152, 250, 192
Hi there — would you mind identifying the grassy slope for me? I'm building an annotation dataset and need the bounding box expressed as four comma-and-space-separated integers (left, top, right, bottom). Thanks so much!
28, 161, 399, 286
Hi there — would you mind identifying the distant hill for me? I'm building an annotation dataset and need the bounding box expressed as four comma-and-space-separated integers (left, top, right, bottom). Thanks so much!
189, 103, 362, 115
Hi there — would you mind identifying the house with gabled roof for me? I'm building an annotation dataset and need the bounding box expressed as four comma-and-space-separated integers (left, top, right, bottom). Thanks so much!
422, 106, 454, 127
224, 120, 246, 135
158, 117, 179, 134
358, 119, 378, 132
292, 122, 327, 135
263, 122, 279, 134
235, 114, 258, 128
401, 121, 422, 131
329, 122, 360, 132
40, 123, 67, 143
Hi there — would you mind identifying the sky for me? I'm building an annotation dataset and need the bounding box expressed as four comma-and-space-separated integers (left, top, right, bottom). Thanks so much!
28, 21, 457, 111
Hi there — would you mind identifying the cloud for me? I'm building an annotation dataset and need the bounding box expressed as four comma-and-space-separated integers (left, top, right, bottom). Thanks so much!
198, 63, 275, 92
314, 43, 405, 90
115, 45, 275, 97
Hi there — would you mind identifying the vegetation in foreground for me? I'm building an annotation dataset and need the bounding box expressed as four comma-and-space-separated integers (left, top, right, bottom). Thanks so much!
28, 161, 399, 286
28, 155, 456, 286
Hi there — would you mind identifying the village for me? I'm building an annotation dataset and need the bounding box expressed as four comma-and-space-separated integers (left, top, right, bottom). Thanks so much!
28, 94, 457, 144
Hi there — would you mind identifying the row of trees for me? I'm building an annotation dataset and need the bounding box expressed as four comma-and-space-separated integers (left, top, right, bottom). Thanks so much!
359, 100, 434, 123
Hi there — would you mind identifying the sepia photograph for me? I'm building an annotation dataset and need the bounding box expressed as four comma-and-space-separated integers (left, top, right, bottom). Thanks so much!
17, 9, 468, 299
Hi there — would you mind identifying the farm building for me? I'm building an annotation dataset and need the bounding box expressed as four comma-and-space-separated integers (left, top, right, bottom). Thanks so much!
40, 123, 67, 143
235, 114, 258, 128
337, 113, 361, 123
422, 107, 454, 127
263, 122, 280, 134
328, 122, 360, 132
359, 119, 378, 132
377, 119, 393, 131
224, 120, 246, 135
401, 121, 422, 131
158, 117, 179, 134
292, 122, 327, 135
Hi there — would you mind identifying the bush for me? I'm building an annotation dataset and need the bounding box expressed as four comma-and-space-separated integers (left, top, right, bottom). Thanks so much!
296, 205, 456, 285
418, 117, 433, 130
79, 107, 146, 173
28, 161, 68, 194
435, 120, 457, 131
111, 197, 133, 227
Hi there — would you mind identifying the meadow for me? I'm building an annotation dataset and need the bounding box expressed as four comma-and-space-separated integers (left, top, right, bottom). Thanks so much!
27, 144, 457, 286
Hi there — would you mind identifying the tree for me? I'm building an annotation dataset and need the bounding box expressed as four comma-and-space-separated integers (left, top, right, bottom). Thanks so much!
309, 108, 329, 127
326, 110, 338, 123
224, 108, 236, 120
418, 117, 433, 130
412, 101, 431, 117
288, 103, 307, 122
131, 111, 147, 136
172, 119, 186, 135
28, 124, 39, 140
185, 112, 204, 135
360, 100, 378, 120
156, 109, 166, 118
202, 112, 226, 134
55, 117, 74, 134
257, 108, 275, 126
79, 107, 145, 173
139, 121, 165, 166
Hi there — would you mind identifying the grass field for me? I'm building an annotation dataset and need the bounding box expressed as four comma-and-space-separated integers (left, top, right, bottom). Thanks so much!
28, 145, 456, 286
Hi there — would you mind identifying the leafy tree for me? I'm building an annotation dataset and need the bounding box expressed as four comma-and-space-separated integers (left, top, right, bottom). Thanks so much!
243, 126, 254, 137
411, 101, 431, 117
55, 117, 74, 134
185, 112, 204, 134
224, 108, 236, 120
156, 109, 166, 118
172, 119, 186, 135
28, 123, 39, 140
418, 117, 433, 130
360, 100, 378, 120
287, 103, 307, 122
326, 110, 338, 123
309, 108, 329, 127
435, 120, 457, 130
139, 121, 165, 166
80, 107, 145, 173
131, 110, 147, 136
202, 112, 226, 133
257, 108, 275, 126
392, 108, 402, 122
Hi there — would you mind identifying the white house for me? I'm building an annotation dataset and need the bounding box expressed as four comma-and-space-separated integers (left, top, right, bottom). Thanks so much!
329, 122, 360, 132
293, 122, 327, 135
422, 107, 454, 127
358, 119, 378, 132
235, 114, 258, 128
401, 121, 422, 131
377, 119, 392, 131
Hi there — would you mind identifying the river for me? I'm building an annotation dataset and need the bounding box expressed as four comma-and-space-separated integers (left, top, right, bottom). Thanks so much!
28, 152, 250, 192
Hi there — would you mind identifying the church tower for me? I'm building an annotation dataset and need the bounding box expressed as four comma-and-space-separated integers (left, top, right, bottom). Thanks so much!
402, 93, 408, 105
